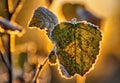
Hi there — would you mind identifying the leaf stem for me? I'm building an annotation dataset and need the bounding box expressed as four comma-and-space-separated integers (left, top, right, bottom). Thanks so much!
32, 57, 48, 83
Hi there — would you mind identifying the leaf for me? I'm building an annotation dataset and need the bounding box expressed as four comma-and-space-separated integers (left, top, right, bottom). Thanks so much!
50, 19, 102, 76
28, 7, 58, 35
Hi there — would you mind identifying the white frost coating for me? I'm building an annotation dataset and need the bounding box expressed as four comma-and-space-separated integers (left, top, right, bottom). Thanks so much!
60, 64, 71, 77
59, 18, 100, 31
87, 22, 100, 30
78, 20, 100, 30
49, 23, 55, 37
71, 18, 77, 24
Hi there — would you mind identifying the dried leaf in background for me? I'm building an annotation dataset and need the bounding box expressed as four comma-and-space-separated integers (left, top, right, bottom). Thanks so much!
62, 3, 102, 26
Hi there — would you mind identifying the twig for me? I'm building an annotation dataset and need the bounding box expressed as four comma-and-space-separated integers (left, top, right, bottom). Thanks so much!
7, 33, 12, 83
0, 51, 11, 71
8, 0, 21, 15
1, 0, 12, 80
6, 0, 12, 20
0, 17, 22, 31
1, 1, 23, 83
32, 57, 49, 83
11, 0, 25, 21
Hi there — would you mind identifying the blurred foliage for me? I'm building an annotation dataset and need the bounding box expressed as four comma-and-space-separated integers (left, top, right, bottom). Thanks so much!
18, 52, 27, 69
45, 0, 54, 7
62, 3, 82, 20
62, 3, 102, 26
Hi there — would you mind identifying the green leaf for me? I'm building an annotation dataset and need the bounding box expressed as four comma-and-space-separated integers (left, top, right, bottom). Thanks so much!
50, 19, 102, 76
28, 7, 58, 35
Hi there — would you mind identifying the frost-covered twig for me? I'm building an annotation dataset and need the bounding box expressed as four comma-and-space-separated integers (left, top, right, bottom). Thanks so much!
0, 17, 22, 32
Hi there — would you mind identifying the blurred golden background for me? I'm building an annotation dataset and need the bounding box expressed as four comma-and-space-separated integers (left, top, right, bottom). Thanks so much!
0, 0, 120, 83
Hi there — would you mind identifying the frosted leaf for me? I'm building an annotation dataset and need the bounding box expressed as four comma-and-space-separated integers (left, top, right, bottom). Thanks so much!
50, 20, 102, 76
28, 7, 58, 36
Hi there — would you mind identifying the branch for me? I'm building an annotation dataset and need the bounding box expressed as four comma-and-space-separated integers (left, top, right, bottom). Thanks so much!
0, 17, 22, 32
32, 57, 49, 83
11, 0, 25, 21
8, 0, 21, 15
0, 51, 11, 71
